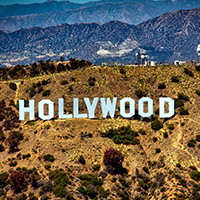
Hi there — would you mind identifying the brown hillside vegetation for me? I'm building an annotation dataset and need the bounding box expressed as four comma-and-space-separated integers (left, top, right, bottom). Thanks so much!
0, 63, 200, 199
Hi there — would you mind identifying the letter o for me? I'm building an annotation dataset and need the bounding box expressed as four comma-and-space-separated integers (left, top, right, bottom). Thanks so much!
138, 97, 153, 117
38, 100, 54, 120
120, 98, 135, 118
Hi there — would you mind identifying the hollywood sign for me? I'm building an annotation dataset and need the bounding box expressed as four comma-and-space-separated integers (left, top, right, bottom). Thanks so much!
19, 97, 174, 121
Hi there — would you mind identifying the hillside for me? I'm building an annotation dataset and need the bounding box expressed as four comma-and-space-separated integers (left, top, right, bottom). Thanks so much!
0, 2, 163, 32
0, 62, 200, 199
0, 8, 200, 67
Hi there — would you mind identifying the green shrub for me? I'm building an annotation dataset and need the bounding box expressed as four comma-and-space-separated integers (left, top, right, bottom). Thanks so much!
60, 80, 68, 85
42, 181, 53, 192
176, 163, 181, 168
77, 186, 87, 195
7, 131, 24, 153
168, 123, 174, 130
43, 154, 55, 162
0, 144, 4, 152
78, 173, 103, 187
44, 124, 51, 129
0, 189, 6, 197
139, 180, 150, 191
180, 107, 189, 115
187, 139, 196, 147
37, 86, 43, 93
53, 185, 66, 197
196, 90, 200, 96
158, 83, 166, 89
0, 172, 9, 188
171, 76, 179, 82
9, 161, 17, 167
42, 90, 50, 96
163, 132, 168, 138
9, 82, 17, 91
120, 68, 126, 75
174, 98, 184, 108
160, 187, 167, 192
101, 125, 140, 145
49, 169, 71, 186
86, 184, 97, 198
139, 129, 146, 135
153, 137, 157, 142
184, 68, 193, 77
135, 89, 146, 98
154, 108, 159, 115
29, 87, 36, 97
22, 153, 31, 159
196, 135, 200, 142
40, 194, 49, 200
196, 66, 200, 71
44, 164, 51, 170
69, 85, 73, 91
42, 79, 48, 85
87, 133, 93, 138
89, 79, 95, 86
190, 171, 200, 182
151, 119, 163, 131
92, 164, 100, 171
71, 77, 76, 81
178, 93, 189, 101
36, 81, 41, 87
18, 193, 27, 200
189, 166, 197, 170
99, 171, 107, 178
88, 77, 96, 86
97, 186, 110, 198
155, 148, 161, 154
29, 195, 38, 200
39, 190, 44, 196
179, 179, 187, 187
142, 166, 149, 174
78, 155, 86, 164
0, 132, 5, 141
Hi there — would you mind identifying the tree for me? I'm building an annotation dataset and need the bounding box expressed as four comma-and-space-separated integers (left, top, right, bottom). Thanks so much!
103, 147, 124, 168
60, 56, 64, 62
10, 171, 28, 193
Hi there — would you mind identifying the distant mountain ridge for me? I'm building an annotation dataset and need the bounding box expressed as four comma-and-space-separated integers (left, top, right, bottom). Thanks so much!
1, 0, 200, 18
1, 0, 200, 32
0, 8, 200, 66
0, 1, 83, 18
0, 2, 163, 32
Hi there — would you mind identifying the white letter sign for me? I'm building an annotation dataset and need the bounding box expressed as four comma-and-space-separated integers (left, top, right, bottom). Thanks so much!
100, 98, 117, 118
159, 98, 174, 118
38, 100, 54, 120
19, 100, 35, 121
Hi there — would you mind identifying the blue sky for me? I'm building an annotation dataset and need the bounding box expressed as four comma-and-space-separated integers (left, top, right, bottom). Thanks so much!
0, 0, 99, 5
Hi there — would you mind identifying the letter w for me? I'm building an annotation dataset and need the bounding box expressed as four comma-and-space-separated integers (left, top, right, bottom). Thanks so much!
100, 98, 117, 118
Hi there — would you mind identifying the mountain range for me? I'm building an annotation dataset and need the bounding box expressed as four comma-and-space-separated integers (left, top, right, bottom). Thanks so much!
1, 0, 200, 18
0, 2, 163, 32
0, 8, 200, 66
1, 0, 200, 31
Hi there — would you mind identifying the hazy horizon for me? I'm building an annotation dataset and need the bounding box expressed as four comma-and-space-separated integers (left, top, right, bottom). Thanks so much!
0, 0, 100, 5
0, 0, 173, 6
